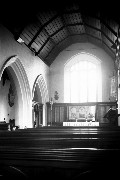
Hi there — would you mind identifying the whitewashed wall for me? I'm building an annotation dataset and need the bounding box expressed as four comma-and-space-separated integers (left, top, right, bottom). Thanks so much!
0, 24, 50, 126
50, 42, 115, 102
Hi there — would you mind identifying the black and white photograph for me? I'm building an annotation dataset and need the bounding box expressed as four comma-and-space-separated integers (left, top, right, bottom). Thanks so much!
0, 0, 120, 179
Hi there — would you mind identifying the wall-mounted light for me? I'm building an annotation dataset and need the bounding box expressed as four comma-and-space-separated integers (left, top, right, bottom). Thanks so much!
15, 36, 24, 44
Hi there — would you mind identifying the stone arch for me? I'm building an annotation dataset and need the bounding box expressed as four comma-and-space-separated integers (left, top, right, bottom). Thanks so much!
0, 55, 32, 128
32, 74, 49, 126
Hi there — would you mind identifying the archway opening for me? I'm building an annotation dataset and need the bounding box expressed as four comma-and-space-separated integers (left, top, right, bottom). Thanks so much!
32, 83, 43, 128
0, 56, 32, 129
0, 68, 18, 125
32, 74, 49, 127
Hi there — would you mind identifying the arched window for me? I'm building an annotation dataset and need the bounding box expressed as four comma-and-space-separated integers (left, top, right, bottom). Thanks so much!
64, 53, 102, 103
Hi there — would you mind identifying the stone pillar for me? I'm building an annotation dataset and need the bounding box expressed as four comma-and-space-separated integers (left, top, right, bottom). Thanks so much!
118, 69, 120, 126
32, 106, 34, 128
115, 27, 120, 126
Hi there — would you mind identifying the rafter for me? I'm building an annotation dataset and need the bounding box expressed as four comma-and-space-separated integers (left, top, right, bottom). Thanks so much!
36, 20, 115, 56
28, 13, 59, 47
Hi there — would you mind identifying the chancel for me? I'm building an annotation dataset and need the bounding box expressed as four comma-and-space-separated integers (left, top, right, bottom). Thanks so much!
0, 1, 120, 179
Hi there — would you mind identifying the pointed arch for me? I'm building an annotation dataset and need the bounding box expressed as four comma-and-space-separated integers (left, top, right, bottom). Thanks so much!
32, 74, 49, 126
0, 55, 32, 128
32, 74, 49, 104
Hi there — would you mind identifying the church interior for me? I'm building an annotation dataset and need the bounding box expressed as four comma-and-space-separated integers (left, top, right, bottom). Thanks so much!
0, 1, 120, 179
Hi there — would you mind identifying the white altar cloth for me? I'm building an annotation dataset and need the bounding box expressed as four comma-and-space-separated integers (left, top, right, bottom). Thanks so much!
63, 121, 99, 126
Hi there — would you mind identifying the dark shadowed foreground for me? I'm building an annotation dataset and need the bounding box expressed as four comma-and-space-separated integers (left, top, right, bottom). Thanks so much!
0, 126, 120, 179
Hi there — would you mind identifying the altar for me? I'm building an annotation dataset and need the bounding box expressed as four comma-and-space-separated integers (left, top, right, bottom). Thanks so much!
63, 121, 99, 126
47, 102, 117, 126
63, 105, 99, 126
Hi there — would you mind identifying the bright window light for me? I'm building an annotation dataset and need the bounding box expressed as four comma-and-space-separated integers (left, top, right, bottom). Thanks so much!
64, 53, 102, 103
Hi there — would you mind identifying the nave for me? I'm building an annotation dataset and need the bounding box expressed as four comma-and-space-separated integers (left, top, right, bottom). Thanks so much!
0, 126, 120, 179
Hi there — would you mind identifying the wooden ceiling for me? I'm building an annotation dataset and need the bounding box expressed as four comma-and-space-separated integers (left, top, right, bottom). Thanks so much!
1, 1, 120, 66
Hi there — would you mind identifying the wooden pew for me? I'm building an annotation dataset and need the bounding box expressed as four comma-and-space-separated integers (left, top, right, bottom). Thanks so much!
0, 126, 120, 179
0, 122, 9, 130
